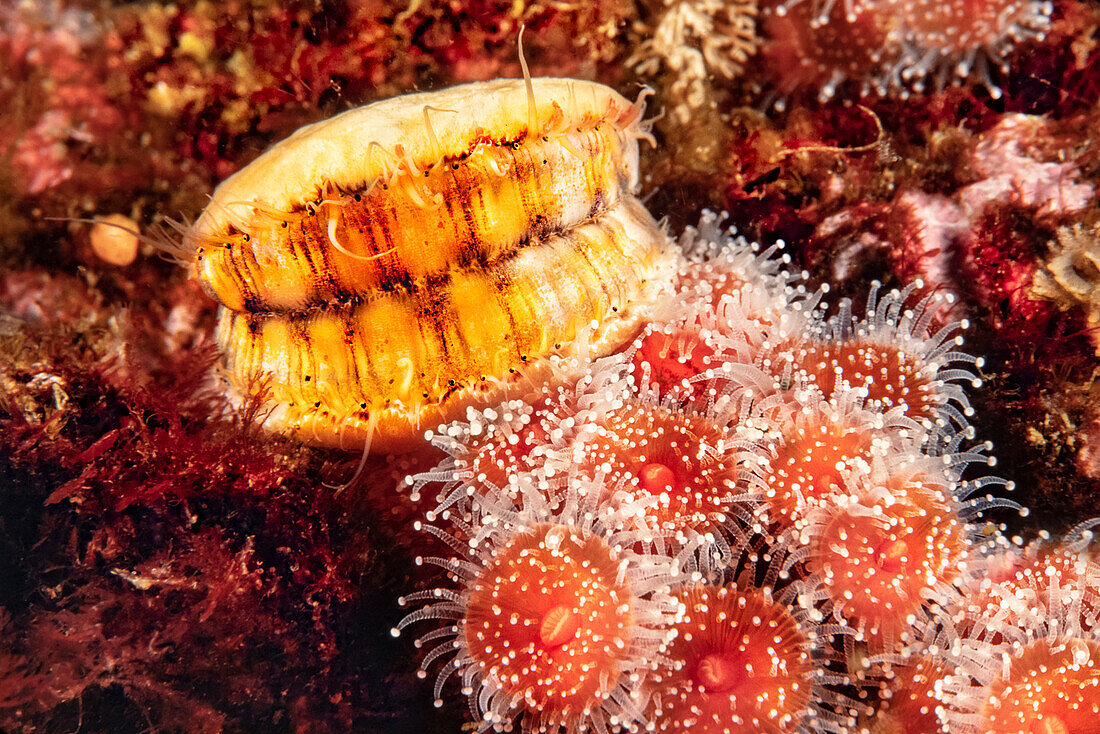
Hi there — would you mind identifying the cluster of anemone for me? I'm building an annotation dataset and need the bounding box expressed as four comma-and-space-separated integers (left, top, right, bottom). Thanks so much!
757, 0, 1055, 100
873, 523, 1100, 733
393, 211, 1099, 733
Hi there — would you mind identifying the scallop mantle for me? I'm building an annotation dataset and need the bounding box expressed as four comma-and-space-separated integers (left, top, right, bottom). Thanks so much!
186, 77, 677, 450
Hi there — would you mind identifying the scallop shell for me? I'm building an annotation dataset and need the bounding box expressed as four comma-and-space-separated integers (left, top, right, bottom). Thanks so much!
189, 78, 676, 449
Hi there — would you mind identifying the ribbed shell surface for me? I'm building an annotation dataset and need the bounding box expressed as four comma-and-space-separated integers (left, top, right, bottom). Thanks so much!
190, 78, 674, 449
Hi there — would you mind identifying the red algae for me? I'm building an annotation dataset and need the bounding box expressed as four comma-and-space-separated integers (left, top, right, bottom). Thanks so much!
0, 299, 389, 731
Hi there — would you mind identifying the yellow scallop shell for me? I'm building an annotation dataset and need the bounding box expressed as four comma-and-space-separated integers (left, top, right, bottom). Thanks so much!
189, 78, 675, 450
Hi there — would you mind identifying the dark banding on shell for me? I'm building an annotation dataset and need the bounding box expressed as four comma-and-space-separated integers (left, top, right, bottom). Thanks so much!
190, 78, 675, 449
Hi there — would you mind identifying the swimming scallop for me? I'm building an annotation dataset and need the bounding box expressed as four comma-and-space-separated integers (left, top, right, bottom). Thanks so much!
187, 78, 676, 450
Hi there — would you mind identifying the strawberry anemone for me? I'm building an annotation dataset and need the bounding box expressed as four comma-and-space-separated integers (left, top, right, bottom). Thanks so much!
393, 481, 685, 733
644, 583, 818, 733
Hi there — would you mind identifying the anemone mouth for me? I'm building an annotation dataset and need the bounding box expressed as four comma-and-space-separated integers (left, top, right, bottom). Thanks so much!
583, 399, 748, 542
